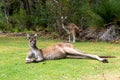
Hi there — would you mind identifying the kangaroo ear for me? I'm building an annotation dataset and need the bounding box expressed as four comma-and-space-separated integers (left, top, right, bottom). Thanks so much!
27, 34, 30, 39
34, 34, 37, 38
61, 16, 63, 19
65, 16, 67, 19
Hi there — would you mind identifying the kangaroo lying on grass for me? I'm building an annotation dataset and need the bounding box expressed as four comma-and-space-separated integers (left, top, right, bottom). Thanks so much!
25, 34, 111, 63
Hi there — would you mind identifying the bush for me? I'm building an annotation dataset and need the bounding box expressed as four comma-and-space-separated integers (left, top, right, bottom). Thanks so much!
0, 0, 120, 32
91, 0, 120, 27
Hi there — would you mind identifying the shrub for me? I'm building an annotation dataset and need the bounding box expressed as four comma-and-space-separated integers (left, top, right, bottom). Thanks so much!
91, 0, 120, 27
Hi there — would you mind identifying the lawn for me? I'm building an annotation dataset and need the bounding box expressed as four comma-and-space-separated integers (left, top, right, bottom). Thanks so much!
0, 35, 120, 80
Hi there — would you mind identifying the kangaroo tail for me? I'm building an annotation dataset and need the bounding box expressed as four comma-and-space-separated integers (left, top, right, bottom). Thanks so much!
99, 56, 116, 58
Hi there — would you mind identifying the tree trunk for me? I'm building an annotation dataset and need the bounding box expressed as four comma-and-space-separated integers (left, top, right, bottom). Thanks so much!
20, 0, 31, 14
2, 0, 11, 30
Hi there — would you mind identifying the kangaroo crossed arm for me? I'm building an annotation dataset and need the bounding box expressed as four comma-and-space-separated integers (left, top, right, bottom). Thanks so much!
25, 50, 44, 63
62, 24, 70, 34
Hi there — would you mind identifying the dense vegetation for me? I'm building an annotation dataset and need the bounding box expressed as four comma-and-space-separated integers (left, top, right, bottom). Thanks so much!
0, 0, 120, 33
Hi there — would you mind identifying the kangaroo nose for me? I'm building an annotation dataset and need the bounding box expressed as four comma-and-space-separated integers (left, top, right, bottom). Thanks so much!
30, 40, 32, 42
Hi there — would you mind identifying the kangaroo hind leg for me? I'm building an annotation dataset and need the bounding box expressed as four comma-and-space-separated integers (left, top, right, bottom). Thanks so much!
64, 47, 108, 63
66, 54, 87, 59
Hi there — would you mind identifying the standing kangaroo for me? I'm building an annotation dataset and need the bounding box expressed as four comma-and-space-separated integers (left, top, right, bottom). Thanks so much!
25, 34, 109, 63
26, 34, 108, 63
61, 16, 81, 43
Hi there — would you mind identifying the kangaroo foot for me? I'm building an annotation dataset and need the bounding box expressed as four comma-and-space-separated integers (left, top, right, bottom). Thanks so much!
102, 59, 109, 63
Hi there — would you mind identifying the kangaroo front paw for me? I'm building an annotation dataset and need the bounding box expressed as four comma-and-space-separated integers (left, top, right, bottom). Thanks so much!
32, 60, 39, 63
102, 59, 109, 63
25, 60, 32, 64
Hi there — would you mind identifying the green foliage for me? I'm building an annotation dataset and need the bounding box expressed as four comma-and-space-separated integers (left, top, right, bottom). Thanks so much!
92, 0, 120, 27
0, 13, 6, 31
0, 36, 120, 80
0, 2, 6, 31
0, 0, 120, 32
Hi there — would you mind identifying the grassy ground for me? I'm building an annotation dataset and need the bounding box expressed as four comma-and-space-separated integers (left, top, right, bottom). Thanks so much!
0, 36, 120, 80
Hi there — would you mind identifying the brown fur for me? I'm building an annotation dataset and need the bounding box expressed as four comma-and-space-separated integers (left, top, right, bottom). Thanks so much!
61, 16, 81, 43
25, 34, 110, 63
42, 43, 73, 60
65, 23, 80, 35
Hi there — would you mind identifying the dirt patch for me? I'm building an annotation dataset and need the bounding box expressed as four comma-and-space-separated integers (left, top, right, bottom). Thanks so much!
0, 31, 61, 39
83, 74, 120, 80
103, 74, 120, 80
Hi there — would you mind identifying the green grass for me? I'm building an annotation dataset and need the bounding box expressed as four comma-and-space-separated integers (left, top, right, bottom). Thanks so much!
0, 36, 120, 80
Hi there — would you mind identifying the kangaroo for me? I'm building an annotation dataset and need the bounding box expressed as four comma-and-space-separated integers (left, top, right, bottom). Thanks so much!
61, 16, 81, 43
25, 34, 109, 63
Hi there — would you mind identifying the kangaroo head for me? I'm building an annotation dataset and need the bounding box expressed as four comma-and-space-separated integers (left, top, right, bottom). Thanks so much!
61, 16, 67, 24
27, 34, 37, 47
